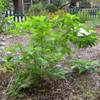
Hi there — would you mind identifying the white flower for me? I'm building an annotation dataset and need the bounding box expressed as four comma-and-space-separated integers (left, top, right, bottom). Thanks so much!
78, 28, 91, 36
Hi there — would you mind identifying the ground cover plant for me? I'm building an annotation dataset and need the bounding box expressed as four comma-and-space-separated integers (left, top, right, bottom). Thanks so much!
72, 59, 99, 74
2, 13, 98, 98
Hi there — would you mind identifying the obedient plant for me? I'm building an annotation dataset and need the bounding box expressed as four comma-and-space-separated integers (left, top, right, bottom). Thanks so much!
4, 14, 97, 97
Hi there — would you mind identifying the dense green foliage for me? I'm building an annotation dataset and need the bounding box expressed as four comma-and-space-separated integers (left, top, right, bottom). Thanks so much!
29, 3, 45, 15
77, 11, 90, 23
49, 0, 67, 8
0, 0, 4, 13
28, 0, 67, 14
4, 14, 97, 97
46, 3, 58, 13
0, 0, 5, 32
0, 0, 12, 32
72, 59, 99, 74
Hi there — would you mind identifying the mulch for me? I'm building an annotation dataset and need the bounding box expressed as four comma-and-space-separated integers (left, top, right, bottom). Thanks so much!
0, 71, 99, 100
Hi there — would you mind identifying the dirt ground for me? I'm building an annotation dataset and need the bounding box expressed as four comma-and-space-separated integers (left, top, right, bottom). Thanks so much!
0, 28, 100, 100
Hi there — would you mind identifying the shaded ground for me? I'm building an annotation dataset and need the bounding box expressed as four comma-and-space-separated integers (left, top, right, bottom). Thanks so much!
0, 28, 100, 100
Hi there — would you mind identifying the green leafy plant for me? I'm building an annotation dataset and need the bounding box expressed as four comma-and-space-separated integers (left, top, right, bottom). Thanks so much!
77, 10, 90, 23
0, 0, 12, 33
28, 3, 45, 15
0, 0, 5, 13
72, 59, 99, 74
4, 14, 97, 97
0, 0, 5, 32
46, 3, 58, 13
49, 0, 62, 8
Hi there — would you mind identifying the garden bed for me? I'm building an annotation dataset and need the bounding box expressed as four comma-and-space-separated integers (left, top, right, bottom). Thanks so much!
0, 28, 100, 100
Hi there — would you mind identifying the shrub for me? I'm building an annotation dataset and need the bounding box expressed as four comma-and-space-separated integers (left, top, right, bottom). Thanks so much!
0, 0, 4, 13
50, 0, 66, 8
50, 0, 62, 8
46, 4, 57, 13
28, 3, 45, 15
0, 0, 5, 32
4, 14, 97, 97
77, 10, 90, 23
0, 0, 12, 33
